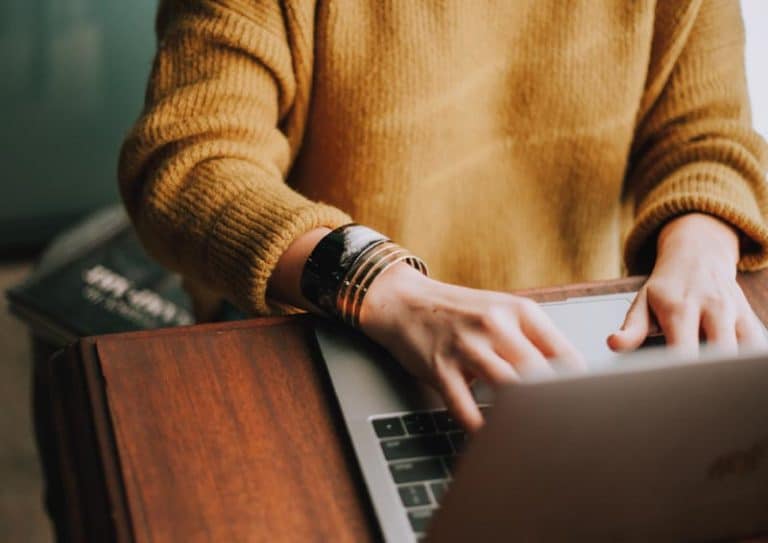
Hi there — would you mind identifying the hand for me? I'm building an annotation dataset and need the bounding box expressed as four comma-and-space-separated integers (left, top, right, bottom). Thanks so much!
359, 263, 585, 431
608, 213, 766, 355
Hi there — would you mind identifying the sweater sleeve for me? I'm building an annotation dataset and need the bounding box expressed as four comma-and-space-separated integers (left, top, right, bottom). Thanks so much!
118, 0, 351, 316
623, 0, 768, 273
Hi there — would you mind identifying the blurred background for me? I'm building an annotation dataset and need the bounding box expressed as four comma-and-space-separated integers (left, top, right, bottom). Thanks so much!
743, 1, 768, 138
1, 1, 156, 541
0, 0, 156, 250
0, 1, 766, 541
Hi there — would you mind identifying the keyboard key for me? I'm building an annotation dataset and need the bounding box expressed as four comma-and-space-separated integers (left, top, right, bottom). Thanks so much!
430, 481, 447, 504
448, 431, 466, 453
398, 484, 431, 507
641, 333, 666, 348
372, 417, 405, 438
381, 435, 452, 461
389, 458, 446, 484
432, 410, 460, 432
408, 508, 435, 533
442, 455, 458, 474
402, 413, 436, 435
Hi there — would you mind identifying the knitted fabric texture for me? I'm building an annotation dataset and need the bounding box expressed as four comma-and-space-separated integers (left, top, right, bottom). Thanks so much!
119, 0, 768, 315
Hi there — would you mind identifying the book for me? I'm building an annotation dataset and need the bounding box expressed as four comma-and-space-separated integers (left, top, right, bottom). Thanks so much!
6, 206, 244, 346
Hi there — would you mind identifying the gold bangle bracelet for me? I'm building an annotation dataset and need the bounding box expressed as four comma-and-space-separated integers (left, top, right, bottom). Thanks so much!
339, 244, 407, 326
336, 242, 401, 324
347, 249, 410, 327
336, 243, 428, 328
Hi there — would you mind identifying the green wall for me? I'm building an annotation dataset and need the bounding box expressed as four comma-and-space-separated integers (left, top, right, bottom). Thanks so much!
0, 0, 157, 248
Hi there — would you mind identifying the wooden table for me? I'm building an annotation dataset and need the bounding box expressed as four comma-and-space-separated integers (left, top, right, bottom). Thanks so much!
44, 275, 768, 542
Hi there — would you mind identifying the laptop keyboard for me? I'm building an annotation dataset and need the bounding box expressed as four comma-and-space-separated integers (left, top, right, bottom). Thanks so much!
371, 408, 484, 539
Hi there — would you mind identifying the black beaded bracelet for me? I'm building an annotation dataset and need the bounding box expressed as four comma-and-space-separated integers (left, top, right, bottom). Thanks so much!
300, 224, 388, 317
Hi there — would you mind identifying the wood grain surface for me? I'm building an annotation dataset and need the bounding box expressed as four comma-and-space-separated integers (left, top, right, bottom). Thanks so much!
94, 315, 376, 543
58, 273, 768, 542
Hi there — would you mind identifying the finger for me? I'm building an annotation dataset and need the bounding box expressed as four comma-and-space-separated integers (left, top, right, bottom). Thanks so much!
519, 306, 586, 370
495, 330, 555, 379
657, 303, 699, 356
437, 368, 483, 432
733, 290, 768, 349
700, 306, 737, 355
462, 346, 520, 385
736, 313, 768, 349
608, 288, 650, 352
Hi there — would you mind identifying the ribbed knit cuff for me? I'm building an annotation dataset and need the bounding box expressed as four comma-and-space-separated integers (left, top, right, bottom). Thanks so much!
213, 193, 351, 316
624, 163, 768, 273
174, 162, 353, 316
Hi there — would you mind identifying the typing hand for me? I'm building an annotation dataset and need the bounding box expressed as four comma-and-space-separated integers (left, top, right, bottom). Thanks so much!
359, 263, 585, 431
608, 213, 766, 355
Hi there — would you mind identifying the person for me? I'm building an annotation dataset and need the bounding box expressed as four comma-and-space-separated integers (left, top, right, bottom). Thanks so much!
119, 0, 768, 430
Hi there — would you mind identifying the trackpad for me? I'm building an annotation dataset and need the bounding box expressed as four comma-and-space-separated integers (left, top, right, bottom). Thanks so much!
473, 294, 635, 403
541, 295, 634, 369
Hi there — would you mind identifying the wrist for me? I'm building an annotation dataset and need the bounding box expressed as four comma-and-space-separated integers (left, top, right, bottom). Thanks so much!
268, 227, 332, 311
657, 213, 739, 267
358, 261, 433, 337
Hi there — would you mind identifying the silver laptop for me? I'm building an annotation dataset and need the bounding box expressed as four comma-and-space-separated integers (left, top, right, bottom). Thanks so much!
313, 293, 768, 542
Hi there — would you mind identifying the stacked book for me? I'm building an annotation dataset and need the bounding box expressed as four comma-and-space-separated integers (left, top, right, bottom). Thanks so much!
6, 206, 244, 348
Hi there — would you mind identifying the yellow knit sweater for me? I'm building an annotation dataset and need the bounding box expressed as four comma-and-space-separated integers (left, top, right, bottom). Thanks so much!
119, 0, 768, 316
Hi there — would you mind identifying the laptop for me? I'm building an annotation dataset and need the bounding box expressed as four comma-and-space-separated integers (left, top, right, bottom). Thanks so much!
313, 292, 768, 542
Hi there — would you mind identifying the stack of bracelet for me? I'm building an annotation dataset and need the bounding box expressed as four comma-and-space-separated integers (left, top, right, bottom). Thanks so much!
300, 224, 428, 328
